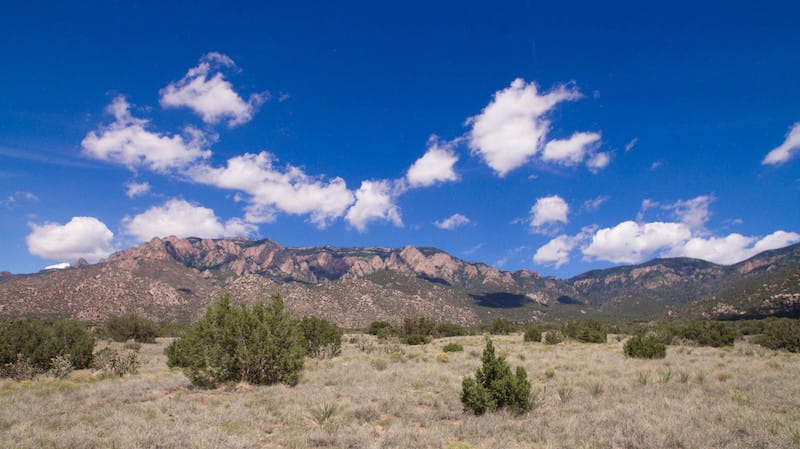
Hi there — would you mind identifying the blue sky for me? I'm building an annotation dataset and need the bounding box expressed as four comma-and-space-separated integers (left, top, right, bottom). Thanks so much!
1, 1, 799, 277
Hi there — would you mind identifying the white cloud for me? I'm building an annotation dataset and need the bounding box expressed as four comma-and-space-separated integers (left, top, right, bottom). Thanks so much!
81, 96, 212, 172
44, 262, 71, 270
26, 216, 114, 263
533, 234, 576, 268
664, 195, 714, 231
625, 137, 639, 152
530, 195, 569, 233
674, 230, 800, 265
125, 181, 151, 198
542, 132, 601, 166
159, 52, 268, 127
123, 198, 257, 242
650, 160, 662, 170
1, 191, 38, 207
434, 213, 470, 230
406, 136, 459, 187
763, 122, 800, 165
583, 195, 609, 212
466, 78, 581, 176
582, 221, 692, 264
586, 151, 612, 173
344, 180, 403, 232
187, 152, 355, 228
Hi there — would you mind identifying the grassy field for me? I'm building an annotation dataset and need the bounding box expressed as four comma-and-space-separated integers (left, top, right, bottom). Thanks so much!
1, 335, 799, 449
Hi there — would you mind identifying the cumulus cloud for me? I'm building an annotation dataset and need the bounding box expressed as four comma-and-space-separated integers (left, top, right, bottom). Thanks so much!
123, 198, 257, 242
674, 230, 800, 264
466, 78, 582, 176
542, 132, 601, 166
26, 216, 114, 263
434, 213, 470, 230
344, 180, 403, 232
125, 181, 150, 198
187, 152, 355, 228
160, 52, 268, 127
530, 195, 569, 234
406, 136, 459, 187
664, 195, 714, 231
533, 234, 576, 268
586, 151, 612, 173
582, 221, 692, 264
81, 96, 212, 172
762, 122, 800, 165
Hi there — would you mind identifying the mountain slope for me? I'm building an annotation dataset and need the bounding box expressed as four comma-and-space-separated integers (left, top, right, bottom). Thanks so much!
1, 237, 798, 325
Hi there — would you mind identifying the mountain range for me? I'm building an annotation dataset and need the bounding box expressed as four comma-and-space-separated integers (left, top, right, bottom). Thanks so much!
1, 236, 798, 327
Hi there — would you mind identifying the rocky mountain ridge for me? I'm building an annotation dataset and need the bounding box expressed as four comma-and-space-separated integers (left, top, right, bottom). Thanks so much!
1, 236, 798, 325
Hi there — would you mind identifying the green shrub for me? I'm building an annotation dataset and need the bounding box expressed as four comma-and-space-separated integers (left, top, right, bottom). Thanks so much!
563, 320, 607, 343
624, 334, 667, 359
436, 323, 470, 337
48, 354, 74, 379
678, 320, 736, 347
366, 321, 394, 339
298, 316, 342, 359
755, 318, 800, 352
401, 334, 430, 345
442, 343, 464, 352
104, 314, 159, 343
92, 348, 139, 377
0, 318, 94, 377
461, 339, 532, 415
544, 331, 563, 345
523, 325, 543, 343
487, 318, 516, 335
166, 294, 305, 388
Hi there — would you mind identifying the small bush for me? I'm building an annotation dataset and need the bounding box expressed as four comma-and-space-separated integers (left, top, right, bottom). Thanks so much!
1, 354, 37, 381
461, 339, 532, 415
436, 352, 449, 363
366, 321, 394, 339
402, 317, 436, 339
166, 294, 305, 388
442, 343, 464, 352
487, 318, 516, 335
93, 348, 139, 377
401, 334, 430, 345
523, 325, 543, 343
544, 331, 563, 345
298, 316, 342, 359
678, 320, 736, 347
754, 318, 800, 352
104, 314, 158, 343
436, 323, 470, 337
564, 320, 607, 343
48, 354, 74, 379
624, 334, 667, 359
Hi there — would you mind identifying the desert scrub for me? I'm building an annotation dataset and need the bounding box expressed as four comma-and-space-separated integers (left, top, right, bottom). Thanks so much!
523, 325, 543, 343
0, 318, 94, 377
563, 320, 607, 343
298, 316, 342, 359
624, 334, 666, 359
544, 331, 563, 345
461, 339, 532, 415
104, 314, 159, 343
92, 348, 139, 377
755, 318, 800, 352
166, 294, 305, 388
442, 343, 464, 353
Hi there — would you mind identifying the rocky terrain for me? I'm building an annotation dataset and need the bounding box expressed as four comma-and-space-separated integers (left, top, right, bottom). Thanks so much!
0, 236, 798, 325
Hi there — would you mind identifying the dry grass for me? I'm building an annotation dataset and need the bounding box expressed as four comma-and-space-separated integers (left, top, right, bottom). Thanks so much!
1, 335, 799, 448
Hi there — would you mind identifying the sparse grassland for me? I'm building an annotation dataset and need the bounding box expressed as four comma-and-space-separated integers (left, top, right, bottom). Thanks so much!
1, 335, 799, 448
